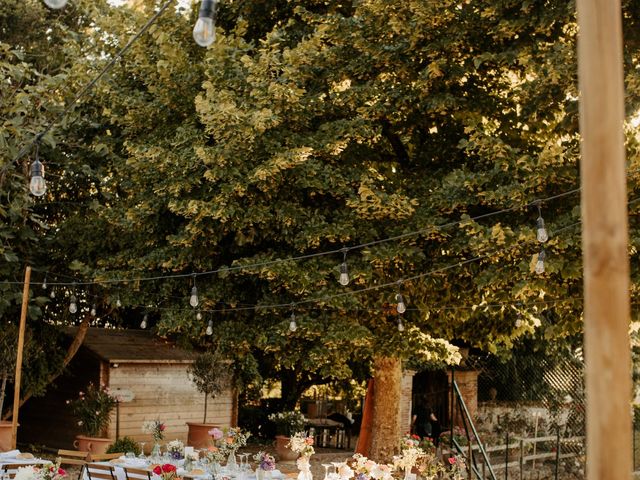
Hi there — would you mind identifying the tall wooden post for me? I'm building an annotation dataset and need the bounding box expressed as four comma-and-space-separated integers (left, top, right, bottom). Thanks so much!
576, 1, 632, 479
11, 265, 31, 449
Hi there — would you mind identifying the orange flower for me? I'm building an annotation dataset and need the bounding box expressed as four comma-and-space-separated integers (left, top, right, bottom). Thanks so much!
208, 446, 219, 452
225, 437, 234, 444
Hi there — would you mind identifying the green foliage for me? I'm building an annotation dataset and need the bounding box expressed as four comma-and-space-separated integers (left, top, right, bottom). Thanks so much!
68, 382, 117, 437
267, 411, 306, 437
188, 351, 230, 398
107, 436, 140, 455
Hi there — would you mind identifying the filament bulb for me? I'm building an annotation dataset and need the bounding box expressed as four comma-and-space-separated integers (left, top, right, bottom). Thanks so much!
536, 217, 549, 243
398, 317, 405, 332
193, 0, 217, 47
140, 314, 148, 329
90, 304, 97, 317
289, 312, 297, 332
206, 319, 213, 336
50, 288, 56, 299
196, 311, 203, 321
42, 276, 47, 290
69, 295, 77, 314
29, 158, 46, 197
190, 285, 199, 307
116, 297, 122, 308
43, 0, 68, 8
535, 249, 546, 274
339, 262, 349, 286
395, 293, 406, 314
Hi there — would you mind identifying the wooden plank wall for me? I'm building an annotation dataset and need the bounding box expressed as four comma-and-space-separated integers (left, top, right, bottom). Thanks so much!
107, 363, 233, 444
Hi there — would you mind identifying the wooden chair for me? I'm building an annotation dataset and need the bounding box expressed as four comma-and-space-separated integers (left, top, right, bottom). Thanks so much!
87, 453, 123, 462
85, 463, 117, 480
2, 463, 41, 480
122, 467, 151, 480
57, 449, 89, 480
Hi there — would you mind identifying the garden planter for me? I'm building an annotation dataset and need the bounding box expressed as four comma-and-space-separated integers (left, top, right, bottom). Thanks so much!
274, 435, 298, 462
0, 421, 14, 451
186, 422, 219, 448
74, 435, 111, 455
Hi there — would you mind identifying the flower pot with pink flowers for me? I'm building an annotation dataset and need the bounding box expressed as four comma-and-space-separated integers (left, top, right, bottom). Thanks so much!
67, 382, 117, 455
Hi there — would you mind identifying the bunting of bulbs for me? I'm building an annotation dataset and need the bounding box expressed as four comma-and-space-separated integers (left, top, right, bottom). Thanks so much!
29, 0, 217, 196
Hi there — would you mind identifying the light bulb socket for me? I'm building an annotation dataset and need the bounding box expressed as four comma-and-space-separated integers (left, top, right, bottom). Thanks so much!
538, 249, 546, 261
31, 158, 44, 178
198, 0, 217, 19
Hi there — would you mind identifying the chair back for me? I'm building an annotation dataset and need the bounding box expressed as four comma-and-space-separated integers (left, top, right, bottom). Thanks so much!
85, 463, 117, 480
122, 467, 151, 480
87, 453, 123, 462
2, 463, 41, 480
57, 450, 89, 480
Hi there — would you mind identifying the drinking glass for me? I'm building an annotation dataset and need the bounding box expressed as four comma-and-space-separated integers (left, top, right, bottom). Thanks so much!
321, 464, 332, 480
138, 442, 146, 459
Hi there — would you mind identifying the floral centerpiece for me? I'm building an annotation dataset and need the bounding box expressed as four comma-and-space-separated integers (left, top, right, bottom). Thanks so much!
268, 411, 306, 437
287, 432, 314, 480
166, 439, 185, 460
414, 453, 445, 480
152, 464, 178, 480
253, 451, 276, 480
393, 442, 426, 480
15, 463, 66, 480
350, 453, 394, 480
207, 426, 251, 471
67, 383, 117, 438
142, 419, 166, 457
446, 456, 466, 480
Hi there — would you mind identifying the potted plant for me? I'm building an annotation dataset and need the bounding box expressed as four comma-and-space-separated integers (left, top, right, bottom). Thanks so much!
67, 382, 117, 455
268, 411, 307, 461
186, 350, 230, 448
0, 325, 18, 451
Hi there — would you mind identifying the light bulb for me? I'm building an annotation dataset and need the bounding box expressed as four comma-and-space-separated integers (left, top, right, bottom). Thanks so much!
396, 293, 406, 314
90, 304, 97, 317
397, 317, 405, 332
43, 0, 68, 8
69, 295, 77, 314
50, 288, 56, 299
190, 285, 199, 307
339, 262, 349, 286
206, 319, 213, 336
196, 311, 202, 321
116, 297, 122, 307
29, 159, 46, 197
535, 249, 546, 274
42, 277, 47, 290
140, 314, 148, 329
289, 312, 297, 332
193, 0, 217, 47
536, 217, 548, 243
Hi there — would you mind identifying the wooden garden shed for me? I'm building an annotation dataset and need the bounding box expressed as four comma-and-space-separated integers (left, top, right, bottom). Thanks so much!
18, 327, 233, 450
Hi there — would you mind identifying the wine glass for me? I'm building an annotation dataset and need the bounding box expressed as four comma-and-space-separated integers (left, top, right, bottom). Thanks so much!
321, 464, 332, 480
138, 442, 146, 459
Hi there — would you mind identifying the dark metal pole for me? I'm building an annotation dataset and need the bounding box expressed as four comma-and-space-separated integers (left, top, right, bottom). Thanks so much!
450, 367, 455, 452
505, 431, 509, 480
554, 428, 560, 480
116, 400, 120, 440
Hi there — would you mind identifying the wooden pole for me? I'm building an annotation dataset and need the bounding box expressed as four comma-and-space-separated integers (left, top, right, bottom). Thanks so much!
11, 265, 31, 449
576, 1, 632, 479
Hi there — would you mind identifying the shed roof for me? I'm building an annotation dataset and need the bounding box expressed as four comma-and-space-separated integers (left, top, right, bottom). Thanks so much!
65, 327, 196, 364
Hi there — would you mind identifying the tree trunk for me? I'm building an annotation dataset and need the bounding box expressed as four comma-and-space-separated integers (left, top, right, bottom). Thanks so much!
368, 356, 402, 462
230, 386, 238, 427
280, 370, 305, 410
2, 315, 91, 420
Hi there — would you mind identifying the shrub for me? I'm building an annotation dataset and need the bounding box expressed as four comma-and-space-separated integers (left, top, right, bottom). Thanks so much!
107, 436, 140, 455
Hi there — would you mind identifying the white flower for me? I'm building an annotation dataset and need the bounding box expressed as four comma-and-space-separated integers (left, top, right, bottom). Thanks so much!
15, 466, 37, 480
338, 464, 354, 480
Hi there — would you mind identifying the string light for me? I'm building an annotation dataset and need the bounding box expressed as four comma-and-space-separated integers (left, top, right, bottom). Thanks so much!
43, 0, 68, 9
116, 295, 122, 308
90, 303, 97, 317
206, 319, 213, 336
190, 275, 199, 307
193, 0, 217, 47
536, 202, 549, 243
289, 306, 297, 332
338, 248, 350, 286
50, 288, 55, 299
69, 294, 77, 314
42, 275, 47, 290
535, 248, 546, 274
397, 317, 405, 332
140, 313, 148, 329
395, 281, 406, 314
29, 143, 46, 197
196, 311, 202, 321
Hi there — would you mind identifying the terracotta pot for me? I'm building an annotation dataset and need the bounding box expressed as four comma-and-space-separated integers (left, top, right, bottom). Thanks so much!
274, 435, 298, 462
186, 422, 219, 448
74, 435, 111, 455
0, 421, 14, 451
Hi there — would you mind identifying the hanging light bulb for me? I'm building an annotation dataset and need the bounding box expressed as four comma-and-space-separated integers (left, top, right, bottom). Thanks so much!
206, 319, 213, 336
515, 313, 523, 328
536, 203, 549, 243
289, 311, 297, 332
69, 295, 77, 314
116, 296, 122, 308
397, 317, 405, 332
50, 288, 56, 299
196, 311, 203, 321
193, 0, 217, 47
395, 293, 406, 314
90, 303, 97, 317
535, 249, 546, 274
43, 0, 68, 9
140, 314, 148, 329
338, 248, 350, 286
42, 275, 47, 290
190, 275, 199, 307
29, 150, 46, 197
